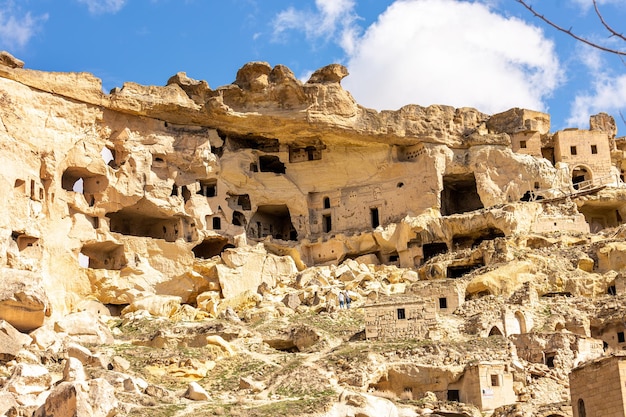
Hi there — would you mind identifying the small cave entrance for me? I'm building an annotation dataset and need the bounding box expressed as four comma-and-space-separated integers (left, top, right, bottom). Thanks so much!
192, 237, 233, 259
572, 166, 592, 189
422, 242, 448, 262
489, 326, 503, 336
452, 228, 505, 249
227, 194, 251, 211
441, 173, 483, 216
465, 288, 492, 301
197, 179, 217, 197
259, 155, 286, 174
61, 167, 108, 196
107, 204, 183, 242
11, 232, 39, 252
447, 262, 483, 278
248, 205, 297, 241
265, 339, 300, 353
80, 241, 127, 270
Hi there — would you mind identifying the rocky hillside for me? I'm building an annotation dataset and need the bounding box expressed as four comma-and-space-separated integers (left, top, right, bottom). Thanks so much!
1, 49, 626, 416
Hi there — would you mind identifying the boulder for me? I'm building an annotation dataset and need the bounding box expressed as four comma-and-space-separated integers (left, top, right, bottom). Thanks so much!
121, 294, 182, 318
0, 51, 25, 68
63, 357, 86, 382
36, 379, 118, 417
54, 311, 114, 345
6, 363, 52, 396
0, 269, 49, 332
0, 319, 32, 361
184, 381, 210, 401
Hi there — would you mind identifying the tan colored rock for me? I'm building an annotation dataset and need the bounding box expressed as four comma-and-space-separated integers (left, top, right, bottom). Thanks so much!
62, 357, 86, 382
37, 379, 118, 417
0, 51, 24, 69
205, 335, 235, 356
184, 381, 210, 401
121, 294, 182, 318
53, 311, 114, 345
0, 320, 32, 361
6, 363, 52, 396
0, 269, 49, 332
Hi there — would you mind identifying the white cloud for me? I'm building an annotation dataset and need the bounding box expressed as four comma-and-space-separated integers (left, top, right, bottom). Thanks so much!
273, 0, 359, 53
76, 0, 127, 15
342, 0, 563, 114
567, 45, 626, 128
0, 2, 48, 50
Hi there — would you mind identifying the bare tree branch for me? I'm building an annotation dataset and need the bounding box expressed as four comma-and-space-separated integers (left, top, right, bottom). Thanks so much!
515, 0, 626, 56
593, 0, 626, 42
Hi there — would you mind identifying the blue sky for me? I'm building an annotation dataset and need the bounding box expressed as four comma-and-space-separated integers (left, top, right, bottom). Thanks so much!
1, 0, 625, 132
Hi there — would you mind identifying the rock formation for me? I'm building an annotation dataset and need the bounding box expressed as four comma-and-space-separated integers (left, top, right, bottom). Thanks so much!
0, 49, 625, 415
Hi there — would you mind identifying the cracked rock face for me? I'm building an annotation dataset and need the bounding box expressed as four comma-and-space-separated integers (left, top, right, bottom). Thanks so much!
1, 51, 626, 416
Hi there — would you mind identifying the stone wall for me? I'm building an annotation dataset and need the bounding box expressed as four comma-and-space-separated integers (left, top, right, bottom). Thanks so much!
570, 355, 626, 417
364, 295, 436, 340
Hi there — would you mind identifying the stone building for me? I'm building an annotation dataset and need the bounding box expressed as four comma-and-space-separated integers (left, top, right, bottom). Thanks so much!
488, 107, 550, 159
553, 128, 613, 184
570, 354, 626, 417
448, 362, 517, 411
408, 279, 465, 314
511, 333, 603, 370
364, 295, 436, 340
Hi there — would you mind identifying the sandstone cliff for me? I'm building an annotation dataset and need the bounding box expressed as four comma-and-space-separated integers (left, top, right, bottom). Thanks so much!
0, 50, 625, 416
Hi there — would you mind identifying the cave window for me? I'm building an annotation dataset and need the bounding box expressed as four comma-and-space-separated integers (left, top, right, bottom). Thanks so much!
306, 146, 320, 161
237, 195, 251, 211
447, 390, 460, 402
545, 353, 555, 368
181, 185, 191, 203
578, 399, 586, 417
259, 155, 286, 174
591, 144, 598, 154
233, 211, 246, 227
608, 285, 617, 295
14, 179, 25, 191
323, 197, 331, 209
323, 214, 332, 233
212, 217, 221, 230
397, 182, 404, 188
422, 242, 448, 262
534, 182, 540, 189
439, 297, 448, 309
370, 207, 380, 228
618, 331, 625, 343
171, 184, 178, 197
397, 308, 406, 320
197, 180, 217, 197
519, 140, 527, 149
489, 326, 503, 336
490, 374, 500, 386
570, 146, 577, 156
441, 173, 483, 216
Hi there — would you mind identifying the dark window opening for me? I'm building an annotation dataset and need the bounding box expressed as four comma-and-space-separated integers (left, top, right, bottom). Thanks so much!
237, 195, 251, 211
212, 217, 221, 230
232, 211, 246, 227
591, 145, 597, 154
388, 254, 399, 263
323, 197, 331, 209
250, 163, 258, 172
603, 341, 609, 351
259, 155, 286, 174
224, 133, 280, 152
489, 326, 503, 336
397, 308, 406, 320
490, 375, 500, 386
154, 157, 165, 163
370, 207, 380, 228
447, 390, 460, 402
192, 237, 233, 259
197, 180, 217, 197
578, 399, 586, 417
447, 264, 482, 278
422, 242, 448, 262
441, 173, 483, 216
181, 185, 191, 203
541, 147, 555, 165
397, 182, 404, 188
519, 140, 527, 149
618, 331, 625, 343
608, 285, 617, 295
439, 297, 448, 309
171, 184, 178, 197
323, 214, 332, 233
570, 146, 577, 155
545, 354, 556, 368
